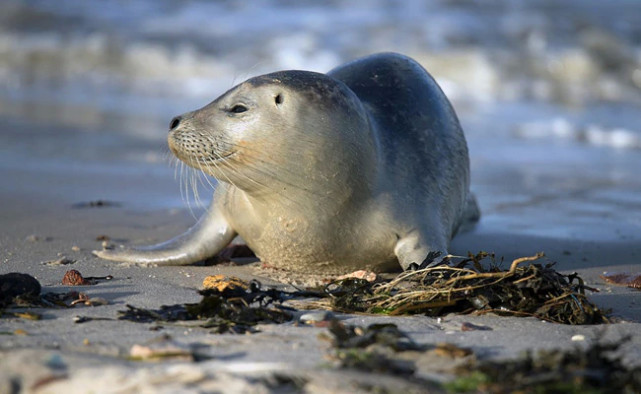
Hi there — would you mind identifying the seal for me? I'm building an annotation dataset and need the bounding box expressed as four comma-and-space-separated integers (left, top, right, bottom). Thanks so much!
93, 52, 479, 274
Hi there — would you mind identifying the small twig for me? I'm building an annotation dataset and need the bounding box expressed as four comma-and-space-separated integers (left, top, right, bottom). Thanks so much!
509, 253, 545, 273
513, 274, 537, 284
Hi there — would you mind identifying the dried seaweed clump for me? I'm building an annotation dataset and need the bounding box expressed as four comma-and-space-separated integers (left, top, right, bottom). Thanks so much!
326, 253, 608, 324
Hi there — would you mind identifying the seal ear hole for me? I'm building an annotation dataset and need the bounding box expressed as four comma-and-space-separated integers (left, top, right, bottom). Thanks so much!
275, 94, 284, 105
230, 104, 248, 114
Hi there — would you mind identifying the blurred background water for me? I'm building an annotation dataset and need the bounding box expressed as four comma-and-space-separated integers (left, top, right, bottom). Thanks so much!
1, 0, 641, 258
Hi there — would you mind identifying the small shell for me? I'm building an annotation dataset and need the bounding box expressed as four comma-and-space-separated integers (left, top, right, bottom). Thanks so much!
62, 270, 91, 286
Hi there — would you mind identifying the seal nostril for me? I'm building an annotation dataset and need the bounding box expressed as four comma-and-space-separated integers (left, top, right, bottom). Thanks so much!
169, 116, 181, 130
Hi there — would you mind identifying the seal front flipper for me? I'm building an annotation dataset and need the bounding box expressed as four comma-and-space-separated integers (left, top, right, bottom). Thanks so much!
92, 208, 236, 266
394, 230, 448, 271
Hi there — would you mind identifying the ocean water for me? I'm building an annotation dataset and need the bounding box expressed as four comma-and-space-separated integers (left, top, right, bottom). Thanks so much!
1, 0, 641, 256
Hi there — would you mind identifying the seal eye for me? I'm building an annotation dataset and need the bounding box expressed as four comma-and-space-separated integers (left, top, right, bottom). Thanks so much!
275, 94, 283, 105
230, 104, 248, 114
169, 116, 181, 130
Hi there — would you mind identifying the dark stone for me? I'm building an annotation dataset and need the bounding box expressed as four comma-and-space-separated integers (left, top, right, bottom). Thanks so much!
0, 273, 41, 307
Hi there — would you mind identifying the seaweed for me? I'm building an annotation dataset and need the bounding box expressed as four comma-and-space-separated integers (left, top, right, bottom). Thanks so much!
321, 320, 424, 375
118, 279, 318, 334
325, 320, 424, 352
325, 253, 608, 325
448, 337, 641, 393
322, 322, 640, 393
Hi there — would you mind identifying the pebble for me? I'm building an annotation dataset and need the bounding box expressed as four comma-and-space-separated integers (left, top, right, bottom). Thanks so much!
571, 334, 585, 342
130, 338, 193, 361
0, 273, 41, 305
299, 311, 333, 324
45, 354, 67, 370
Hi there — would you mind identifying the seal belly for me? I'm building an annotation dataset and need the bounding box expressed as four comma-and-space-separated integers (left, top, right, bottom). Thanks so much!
235, 205, 399, 274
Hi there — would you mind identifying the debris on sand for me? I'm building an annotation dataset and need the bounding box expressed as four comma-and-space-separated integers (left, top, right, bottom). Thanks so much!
202, 275, 249, 292
12, 311, 42, 320
25, 234, 53, 242
335, 270, 378, 283
42, 257, 76, 266
321, 320, 425, 376
325, 253, 608, 325
61, 270, 113, 286
448, 336, 641, 393
129, 335, 195, 362
460, 322, 492, 331
2, 252, 608, 329
41, 291, 90, 308
119, 278, 317, 334
0, 273, 41, 307
1, 272, 112, 314
321, 322, 639, 392
600, 272, 641, 289
72, 200, 121, 208
62, 270, 92, 286
324, 320, 423, 352
299, 311, 334, 325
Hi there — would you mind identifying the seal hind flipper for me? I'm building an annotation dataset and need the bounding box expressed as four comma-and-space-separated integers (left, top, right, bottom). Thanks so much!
92, 207, 236, 266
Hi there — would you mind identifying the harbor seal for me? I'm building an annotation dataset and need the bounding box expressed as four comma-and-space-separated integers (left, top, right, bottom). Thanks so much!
94, 52, 479, 274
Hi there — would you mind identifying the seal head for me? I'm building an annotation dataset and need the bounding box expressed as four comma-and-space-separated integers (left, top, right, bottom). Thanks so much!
168, 71, 376, 197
